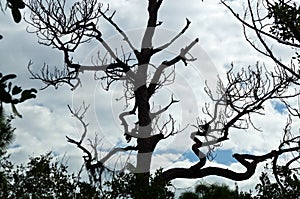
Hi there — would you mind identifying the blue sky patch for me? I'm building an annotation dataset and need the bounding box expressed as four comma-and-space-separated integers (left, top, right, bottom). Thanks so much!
214, 149, 237, 165
183, 150, 199, 162
271, 100, 287, 114
52, 151, 59, 157
182, 149, 237, 165
9, 144, 20, 149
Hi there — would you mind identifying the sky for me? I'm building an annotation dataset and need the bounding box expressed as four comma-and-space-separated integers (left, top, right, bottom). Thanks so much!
1, 0, 299, 196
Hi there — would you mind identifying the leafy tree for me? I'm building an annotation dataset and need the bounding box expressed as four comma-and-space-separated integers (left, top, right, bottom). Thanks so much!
0, 73, 36, 196
0, 72, 37, 118
0, 109, 14, 195
23, 0, 300, 198
103, 168, 174, 198
0, 152, 101, 199
267, 0, 300, 42
179, 191, 199, 199
254, 164, 300, 199
0, 109, 14, 157
179, 183, 252, 199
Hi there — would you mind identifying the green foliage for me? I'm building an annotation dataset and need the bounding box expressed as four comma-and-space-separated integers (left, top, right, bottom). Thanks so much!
179, 183, 252, 199
0, 154, 174, 199
0, 102, 15, 194
267, 1, 300, 42
148, 168, 175, 199
0, 155, 13, 195
254, 165, 300, 199
0, 109, 14, 157
0, 152, 102, 199
104, 168, 174, 198
0, 0, 25, 39
179, 191, 199, 199
0, 72, 37, 118
6, 0, 25, 23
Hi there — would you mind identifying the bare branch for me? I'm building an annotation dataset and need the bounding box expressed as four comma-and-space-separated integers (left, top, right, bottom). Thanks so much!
148, 38, 198, 97
67, 102, 90, 144
152, 18, 191, 54
99, 146, 138, 164
221, 0, 300, 48
160, 147, 300, 182
221, 0, 300, 79
99, 7, 139, 57
26, 0, 103, 50
151, 94, 179, 117
28, 61, 80, 90
119, 111, 138, 142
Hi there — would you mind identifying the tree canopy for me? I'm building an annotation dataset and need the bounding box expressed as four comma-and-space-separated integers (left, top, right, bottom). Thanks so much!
0, 152, 101, 198
179, 183, 252, 199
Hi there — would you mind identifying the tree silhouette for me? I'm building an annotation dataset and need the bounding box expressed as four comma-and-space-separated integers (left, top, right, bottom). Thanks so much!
25, 0, 300, 197
179, 183, 252, 199
0, 152, 101, 198
1, 0, 25, 23
223, 0, 300, 196
0, 73, 37, 118
0, 109, 14, 157
254, 164, 300, 199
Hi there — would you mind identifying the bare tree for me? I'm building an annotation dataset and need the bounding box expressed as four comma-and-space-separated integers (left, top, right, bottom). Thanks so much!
25, 0, 300, 197
222, 0, 300, 193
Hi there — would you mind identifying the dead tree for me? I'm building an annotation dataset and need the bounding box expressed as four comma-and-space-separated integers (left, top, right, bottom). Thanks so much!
26, 0, 300, 197
222, 0, 300, 80
221, 0, 300, 191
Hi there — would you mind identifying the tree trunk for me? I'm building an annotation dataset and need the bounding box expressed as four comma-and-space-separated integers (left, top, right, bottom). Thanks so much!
133, 80, 164, 198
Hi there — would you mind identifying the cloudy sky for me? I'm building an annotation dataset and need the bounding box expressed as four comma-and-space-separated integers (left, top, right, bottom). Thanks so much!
1, 0, 298, 195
